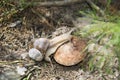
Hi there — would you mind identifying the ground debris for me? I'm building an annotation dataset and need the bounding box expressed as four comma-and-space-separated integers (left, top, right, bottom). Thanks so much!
0, 2, 120, 80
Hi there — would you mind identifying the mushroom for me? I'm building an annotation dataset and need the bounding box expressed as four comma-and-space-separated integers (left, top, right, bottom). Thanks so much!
54, 36, 87, 66
28, 48, 43, 61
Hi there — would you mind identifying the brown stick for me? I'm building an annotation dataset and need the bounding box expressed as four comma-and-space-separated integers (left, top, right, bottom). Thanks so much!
26, 0, 84, 7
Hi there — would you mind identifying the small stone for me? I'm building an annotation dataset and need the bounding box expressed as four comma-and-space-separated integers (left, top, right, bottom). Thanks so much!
0, 69, 21, 80
16, 66, 27, 75
8, 20, 22, 28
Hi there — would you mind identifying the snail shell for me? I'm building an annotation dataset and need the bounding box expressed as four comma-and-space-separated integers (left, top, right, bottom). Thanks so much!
54, 36, 87, 66
28, 48, 43, 61
33, 38, 50, 52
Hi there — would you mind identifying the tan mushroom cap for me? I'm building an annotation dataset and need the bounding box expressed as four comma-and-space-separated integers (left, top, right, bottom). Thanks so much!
54, 36, 87, 66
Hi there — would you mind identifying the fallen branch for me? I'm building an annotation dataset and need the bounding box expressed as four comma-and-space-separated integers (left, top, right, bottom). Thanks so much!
25, 0, 84, 7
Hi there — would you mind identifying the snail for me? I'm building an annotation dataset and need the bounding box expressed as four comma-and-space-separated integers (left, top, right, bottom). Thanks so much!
29, 35, 71, 62
28, 38, 50, 61
28, 28, 78, 63
28, 48, 43, 61
45, 28, 76, 62
33, 38, 50, 53
54, 36, 87, 66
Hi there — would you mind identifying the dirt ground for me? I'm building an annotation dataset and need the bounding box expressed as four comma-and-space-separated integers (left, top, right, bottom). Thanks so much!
0, 2, 120, 80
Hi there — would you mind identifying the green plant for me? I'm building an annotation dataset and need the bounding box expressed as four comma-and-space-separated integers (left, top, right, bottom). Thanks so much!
23, 73, 32, 80
77, 8, 120, 72
105, 0, 112, 11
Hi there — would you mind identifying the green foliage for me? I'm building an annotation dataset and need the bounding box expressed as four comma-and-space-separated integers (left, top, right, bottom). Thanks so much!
78, 7, 120, 73
87, 50, 116, 74
105, 0, 112, 11
86, 19, 120, 71
86, 20, 120, 47
79, 10, 100, 20
22, 73, 32, 80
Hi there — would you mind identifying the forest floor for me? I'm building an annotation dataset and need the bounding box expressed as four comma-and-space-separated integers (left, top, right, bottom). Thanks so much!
0, 1, 120, 80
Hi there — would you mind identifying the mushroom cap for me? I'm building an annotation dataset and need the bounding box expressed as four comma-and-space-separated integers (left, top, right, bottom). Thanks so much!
54, 36, 86, 66
28, 48, 43, 61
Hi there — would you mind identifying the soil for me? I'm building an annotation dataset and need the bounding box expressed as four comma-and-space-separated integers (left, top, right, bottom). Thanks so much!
34, 60, 83, 80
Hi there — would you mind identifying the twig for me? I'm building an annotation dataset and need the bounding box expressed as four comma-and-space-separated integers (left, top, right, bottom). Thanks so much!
20, 66, 41, 80
31, 9, 54, 29
0, 60, 23, 65
86, 0, 105, 17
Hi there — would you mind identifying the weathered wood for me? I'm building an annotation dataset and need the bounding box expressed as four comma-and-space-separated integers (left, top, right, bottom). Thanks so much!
26, 0, 84, 7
